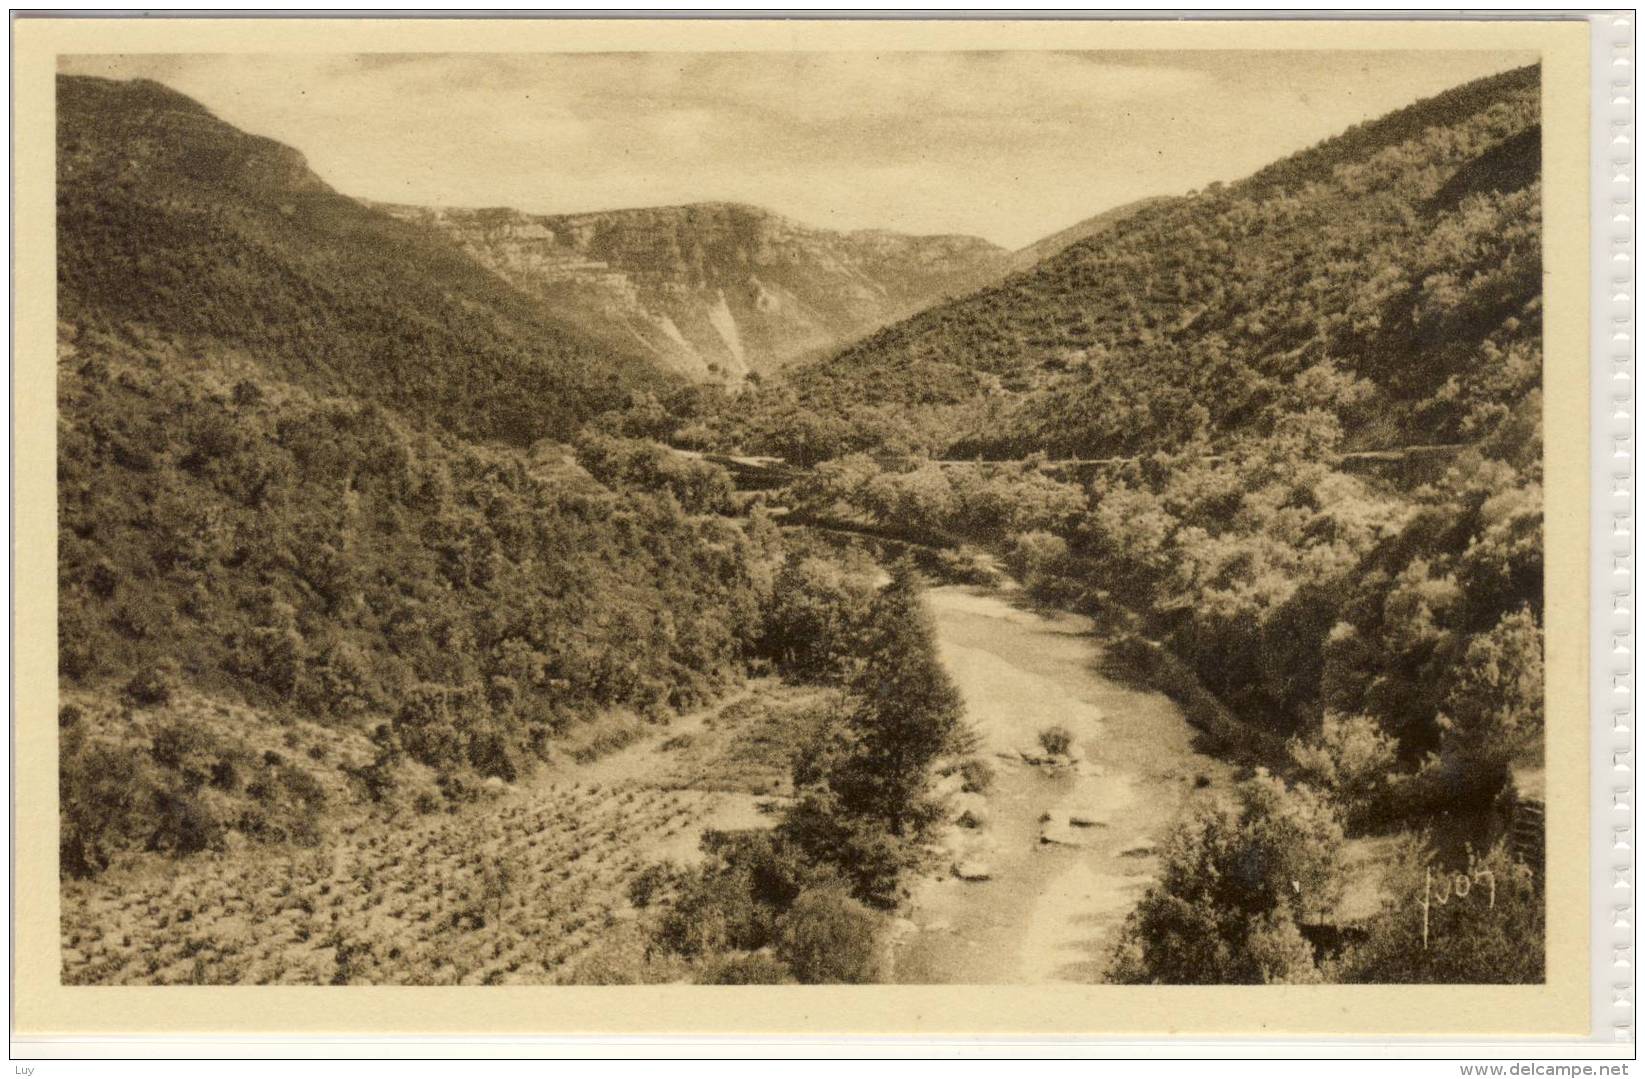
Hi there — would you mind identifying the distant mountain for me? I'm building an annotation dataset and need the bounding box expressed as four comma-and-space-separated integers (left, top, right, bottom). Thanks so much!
375, 201, 1008, 382
760, 64, 1543, 462
58, 75, 665, 446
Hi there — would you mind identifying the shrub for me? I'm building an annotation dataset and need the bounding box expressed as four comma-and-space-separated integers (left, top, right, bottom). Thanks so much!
150, 720, 225, 789
776, 885, 883, 984
1008, 530, 1071, 594
959, 757, 995, 795
86, 558, 119, 600
655, 829, 832, 957
1343, 841, 1541, 984
231, 379, 264, 408
1288, 712, 1399, 829
147, 789, 223, 856
626, 861, 677, 909
60, 734, 149, 878
696, 953, 794, 985
122, 659, 178, 708
58, 609, 98, 682
1109, 770, 1344, 984
778, 788, 919, 910
656, 861, 776, 958
1037, 725, 1074, 757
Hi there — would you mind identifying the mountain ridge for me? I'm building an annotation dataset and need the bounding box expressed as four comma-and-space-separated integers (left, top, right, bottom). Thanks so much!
374, 199, 1008, 382
57, 73, 667, 447
736, 63, 1544, 464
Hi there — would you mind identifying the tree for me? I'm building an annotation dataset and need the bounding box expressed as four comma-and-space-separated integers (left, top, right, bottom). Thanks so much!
1431, 605, 1544, 802
775, 885, 884, 984
1288, 712, 1400, 830
827, 562, 966, 839
778, 785, 918, 910
1343, 840, 1541, 984
1110, 771, 1344, 984
773, 560, 970, 908
763, 554, 878, 682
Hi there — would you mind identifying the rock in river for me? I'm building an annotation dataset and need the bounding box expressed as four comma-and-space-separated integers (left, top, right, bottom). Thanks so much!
1038, 820, 1088, 847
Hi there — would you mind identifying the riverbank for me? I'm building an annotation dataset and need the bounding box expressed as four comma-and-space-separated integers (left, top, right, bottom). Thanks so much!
892, 583, 1238, 984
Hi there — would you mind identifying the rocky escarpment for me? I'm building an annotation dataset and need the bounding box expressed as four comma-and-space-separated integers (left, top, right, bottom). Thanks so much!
376, 202, 1008, 382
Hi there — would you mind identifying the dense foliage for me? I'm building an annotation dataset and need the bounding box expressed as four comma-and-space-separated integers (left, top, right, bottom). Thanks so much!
56, 63, 1549, 988
687, 65, 1540, 468
779, 562, 970, 907
58, 75, 665, 447
722, 64, 1548, 831
54, 328, 766, 868
57, 335, 764, 869
634, 561, 973, 979
1342, 840, 1543, 984
1111, 771, 1344, 985
701, 64, 1550, 985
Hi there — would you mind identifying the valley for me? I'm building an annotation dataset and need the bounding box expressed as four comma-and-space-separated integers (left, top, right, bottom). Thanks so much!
55, 59, 1549, 989
893, 584, 1235, 985
374, 201, 1007, 382
59, 575, 1234, 987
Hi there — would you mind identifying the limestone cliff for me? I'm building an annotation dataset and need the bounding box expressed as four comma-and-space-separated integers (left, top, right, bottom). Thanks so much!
376, 201, 1008, 381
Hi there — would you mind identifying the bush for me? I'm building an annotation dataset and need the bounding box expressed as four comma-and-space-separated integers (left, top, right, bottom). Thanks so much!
777, 788, 920, 911
775, 885, 883, 984
1110, 770, 1344, 984
148, 789, 223, 856
150, 720, 226, 789
1288, 712, 1399, 829
655, 856, 780, 958
695, 953, 793, 985
1344, 841, 1542, 984
1037, 725, 1074, 757
626, 861, 677, 909
563, 924, 679, 985
60, 734, 149, 877
122, 660, 178, 708
1008, 530, 1071, 592
959, 757, 995, 795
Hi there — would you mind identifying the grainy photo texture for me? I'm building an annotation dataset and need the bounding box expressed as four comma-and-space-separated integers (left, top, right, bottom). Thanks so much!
57, 50, 1546, 987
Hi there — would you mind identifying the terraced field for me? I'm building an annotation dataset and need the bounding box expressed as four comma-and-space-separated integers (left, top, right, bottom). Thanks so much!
60, 682, 830, 985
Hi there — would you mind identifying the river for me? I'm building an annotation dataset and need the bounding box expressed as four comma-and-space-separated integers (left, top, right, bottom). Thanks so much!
892, 583, 1237, 984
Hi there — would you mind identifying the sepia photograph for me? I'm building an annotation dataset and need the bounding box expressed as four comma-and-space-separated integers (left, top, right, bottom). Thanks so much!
12, 16, 1607, 1045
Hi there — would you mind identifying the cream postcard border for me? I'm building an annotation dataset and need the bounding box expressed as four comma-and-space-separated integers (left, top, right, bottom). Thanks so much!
10, 15, 1593, 1039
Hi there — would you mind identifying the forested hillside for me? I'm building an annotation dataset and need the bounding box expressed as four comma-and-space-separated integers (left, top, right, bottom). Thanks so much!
713, 64, 1541, 465
58, 75, 665, 447
753, 60, 1546, 755
56, 76, 774, 876
55, 62, 1549, 987
695, 65, 1548, 985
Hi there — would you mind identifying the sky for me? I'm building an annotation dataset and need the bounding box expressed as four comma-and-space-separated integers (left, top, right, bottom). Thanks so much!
60, 50, 1534, 248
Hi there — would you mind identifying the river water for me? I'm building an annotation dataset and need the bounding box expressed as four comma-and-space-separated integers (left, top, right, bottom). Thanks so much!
892, 584, 1237, 984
